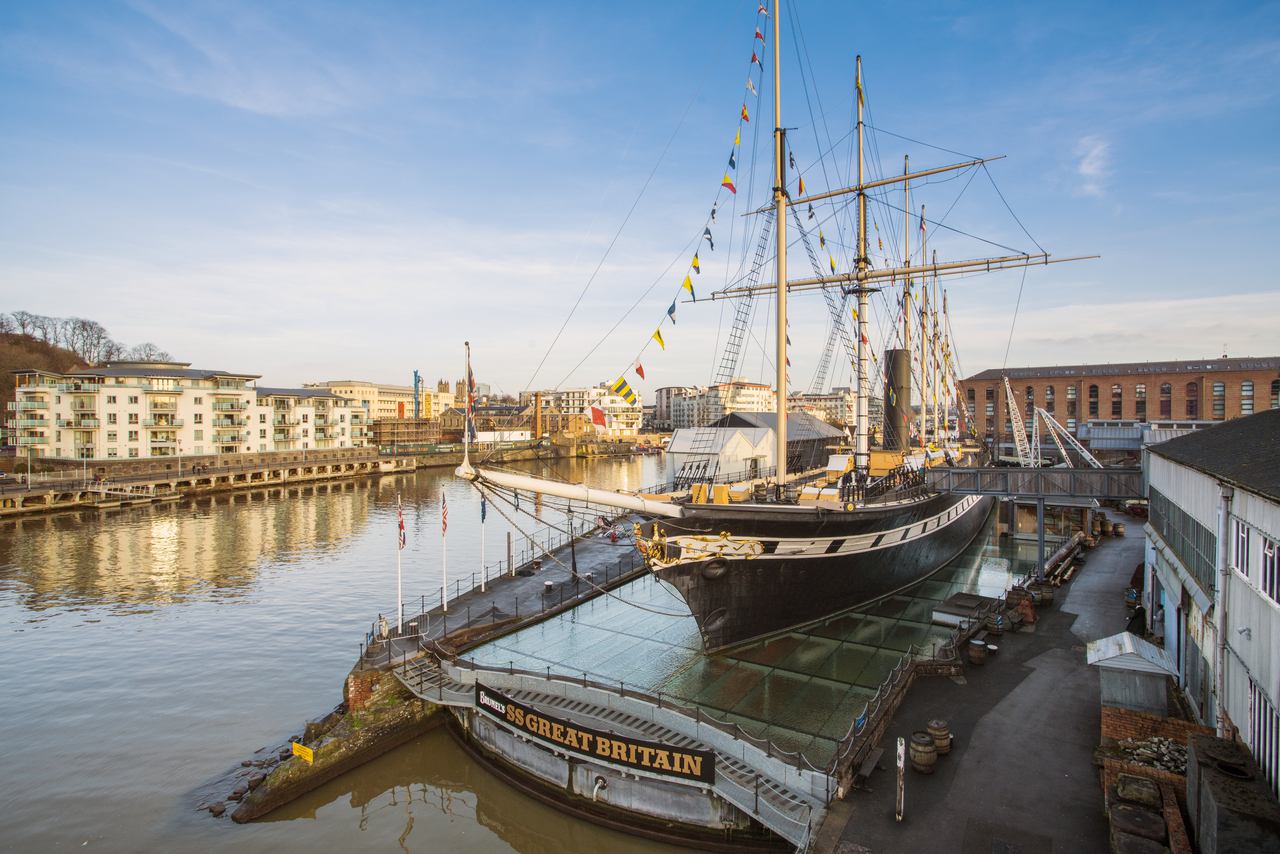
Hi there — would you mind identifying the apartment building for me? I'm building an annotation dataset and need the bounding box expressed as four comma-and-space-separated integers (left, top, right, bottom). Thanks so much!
6, 362, 361, 460
652, 386, 699, 431
666, 380, 776, 430
523, 385, 643, 438
304, 379, 451, 421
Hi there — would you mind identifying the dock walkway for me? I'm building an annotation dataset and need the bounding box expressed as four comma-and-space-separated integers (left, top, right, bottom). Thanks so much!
819, 513, 1142, 853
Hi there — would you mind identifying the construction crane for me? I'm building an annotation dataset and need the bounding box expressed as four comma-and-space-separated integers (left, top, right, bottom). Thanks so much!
1003, 376, 1034, 466
1034, 407, 1103, 468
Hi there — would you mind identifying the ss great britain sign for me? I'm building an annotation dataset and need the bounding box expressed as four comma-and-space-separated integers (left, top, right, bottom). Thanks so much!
475, 684, 716, 784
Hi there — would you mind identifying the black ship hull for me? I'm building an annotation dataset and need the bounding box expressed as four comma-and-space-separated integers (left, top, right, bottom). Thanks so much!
646, 491, 995, 652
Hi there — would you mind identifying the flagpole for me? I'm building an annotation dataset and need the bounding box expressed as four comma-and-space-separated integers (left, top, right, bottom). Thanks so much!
396, 493, 403, 631
463, 341, 472, 467
441, 487, 448, 613
480, 496, 486, 593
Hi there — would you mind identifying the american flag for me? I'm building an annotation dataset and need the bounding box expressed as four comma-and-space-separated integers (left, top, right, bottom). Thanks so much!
397, 499, 406, 550
441, 494, 448, 536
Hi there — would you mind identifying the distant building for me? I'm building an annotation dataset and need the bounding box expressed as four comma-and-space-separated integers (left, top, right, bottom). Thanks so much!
522, 385, 642, 438
1144, 409, 1280, 795
304, 379, 447, 421
669, 380, 776, 430
371, 417, 441, 449
652, 386, 698, 431
961, 357, 1280, 460
7, 362, 361, 459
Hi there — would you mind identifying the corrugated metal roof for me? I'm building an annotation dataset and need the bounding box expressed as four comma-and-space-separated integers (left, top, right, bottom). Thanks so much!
714, 410, 845, 440
965, 356, 1280, 382
1086, 631, 1178, 675
1146, 409, 1280, 502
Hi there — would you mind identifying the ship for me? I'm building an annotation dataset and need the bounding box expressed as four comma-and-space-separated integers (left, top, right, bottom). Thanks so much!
456, 3, 1092, 652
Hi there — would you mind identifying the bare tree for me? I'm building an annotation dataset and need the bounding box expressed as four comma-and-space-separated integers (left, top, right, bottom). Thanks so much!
30, 314, 59, 343
126, 342, 171, 361
10, 310, 36, 336
0, 313, 13, 334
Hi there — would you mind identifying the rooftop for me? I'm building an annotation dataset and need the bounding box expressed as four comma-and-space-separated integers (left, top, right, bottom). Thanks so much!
964, 356, 1280, 382
40, 361, 260, 381
255, 386, 343, 400
714, 410, 846, 440
1147, 408, 1280, 503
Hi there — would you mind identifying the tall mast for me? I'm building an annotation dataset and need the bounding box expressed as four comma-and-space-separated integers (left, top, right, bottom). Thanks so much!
854, 55, 870, 477
773, 0, 788, 486
902, 155, 913, 448
919, 203, 928, 448
931, 248, 941, 446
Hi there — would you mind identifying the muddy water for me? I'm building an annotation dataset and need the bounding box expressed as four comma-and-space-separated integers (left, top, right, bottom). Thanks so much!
0, 455, 684, 852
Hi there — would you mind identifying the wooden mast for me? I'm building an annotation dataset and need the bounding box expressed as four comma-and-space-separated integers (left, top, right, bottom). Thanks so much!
855, 55, 870, 477
919, 203, 929, 448
773, 0, 788, 487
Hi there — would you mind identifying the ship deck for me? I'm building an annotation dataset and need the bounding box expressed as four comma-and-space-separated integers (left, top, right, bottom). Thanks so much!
466, 511, 1058, 768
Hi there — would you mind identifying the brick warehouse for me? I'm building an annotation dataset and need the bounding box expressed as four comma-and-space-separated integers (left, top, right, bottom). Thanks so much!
959, 356, 1280, 459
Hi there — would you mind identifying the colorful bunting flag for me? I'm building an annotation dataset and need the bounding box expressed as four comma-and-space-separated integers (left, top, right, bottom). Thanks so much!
919, 210, 927, 233
829, 254, 836, 273
612, 376, 638, 404
741, 104, 750, 122
590, 405, 608, 428
751, 52, 762, 68
667, 301, 677, 323
734, 128, 741, 146
710, 204, 717, 223
682, 274, 695, 300
728, 149, 736, 169
789, 151, 796, 169
798, 175, 806, 195
807, 203, 815, 220
755, 28, 764, 41
692, 253, 700, 273
634, 361, 645, 380
703, 227, 715, 250
819, 228, 826, 249
758, 3, 768, 16
746, 78, 757, 95
651, 329, 665, 351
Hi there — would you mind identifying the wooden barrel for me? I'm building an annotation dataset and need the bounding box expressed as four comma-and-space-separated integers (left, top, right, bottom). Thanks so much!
986, 643, 1000, 657
1101, 518, 1114, 536
985, 612, 1005, 635
1114, 522, 1127, 537
927, 719, 952, 755
909, 731, 937, 774
967, 639, 988, 665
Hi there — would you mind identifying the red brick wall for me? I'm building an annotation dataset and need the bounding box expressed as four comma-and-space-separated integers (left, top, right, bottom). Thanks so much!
1100, 705, 1213, 744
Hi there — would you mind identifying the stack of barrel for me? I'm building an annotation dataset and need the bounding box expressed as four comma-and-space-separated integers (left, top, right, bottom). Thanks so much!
909, 719, 953, 774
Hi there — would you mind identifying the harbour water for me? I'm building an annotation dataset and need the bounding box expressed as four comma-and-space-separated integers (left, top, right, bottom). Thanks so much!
0, 456, 683, 853
0, 455, 1039, 851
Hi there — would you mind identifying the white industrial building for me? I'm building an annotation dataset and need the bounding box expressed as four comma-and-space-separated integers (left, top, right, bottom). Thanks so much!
1144, 408, 1280, 798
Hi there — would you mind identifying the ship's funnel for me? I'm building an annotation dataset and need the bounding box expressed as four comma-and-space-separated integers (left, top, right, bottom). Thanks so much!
882, 348, 912, 451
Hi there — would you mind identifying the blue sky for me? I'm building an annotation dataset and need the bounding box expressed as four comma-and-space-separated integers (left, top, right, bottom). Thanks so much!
1, 0, 1277, 396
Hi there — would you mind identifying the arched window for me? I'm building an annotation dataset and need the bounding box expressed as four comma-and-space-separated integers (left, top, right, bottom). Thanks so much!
1271, 379, 1280, 410
1135, 384, 1147, 421
1111, 384, 1123, 418
1045, 385, 1056, 413
1185, 382, 1199, 418
1159, 383, 1172, 418
1212, 381, 1226, 419
1241, 381, 1254, 415
967, 387, 976, 402
1088, 384, 1099, 417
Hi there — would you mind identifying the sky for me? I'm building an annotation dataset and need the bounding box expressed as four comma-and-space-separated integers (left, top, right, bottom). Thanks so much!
1, 0, 1277, 397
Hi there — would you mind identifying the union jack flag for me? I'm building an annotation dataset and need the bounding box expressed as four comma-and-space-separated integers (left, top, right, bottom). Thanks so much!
441, 494, 448, 536
397, 499, 406, 550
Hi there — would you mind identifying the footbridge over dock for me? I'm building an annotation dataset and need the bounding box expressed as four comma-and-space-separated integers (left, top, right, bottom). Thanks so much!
393, 656, 831, 850
924, 466, 1144, 501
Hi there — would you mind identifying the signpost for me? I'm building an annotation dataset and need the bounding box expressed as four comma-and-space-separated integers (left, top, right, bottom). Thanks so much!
292, 741, 314, 765
895, 736, 905, 822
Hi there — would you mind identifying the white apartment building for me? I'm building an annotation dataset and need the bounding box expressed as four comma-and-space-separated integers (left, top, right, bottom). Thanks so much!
669, 380, 776, 430
1144, 410, 1280, 797
653, 386, 698, 431
7, 362, 361, 460
533, 384, 643, 438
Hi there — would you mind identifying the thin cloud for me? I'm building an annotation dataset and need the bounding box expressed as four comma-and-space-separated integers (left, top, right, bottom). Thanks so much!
1073, 135, 1109, 198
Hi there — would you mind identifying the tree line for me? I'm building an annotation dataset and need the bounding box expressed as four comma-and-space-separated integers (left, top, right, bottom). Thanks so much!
0, 311, 171, 365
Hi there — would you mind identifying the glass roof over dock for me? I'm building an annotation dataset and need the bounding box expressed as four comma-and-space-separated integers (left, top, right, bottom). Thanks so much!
468, 513, 1055, 766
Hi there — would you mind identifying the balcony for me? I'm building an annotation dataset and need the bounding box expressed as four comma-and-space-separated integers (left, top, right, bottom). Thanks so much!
149, 402, 178, 413
149, 440, 178, 449
11, 399, 49, 411
12, 417, 49, 428
17, 435, 49, 446
273, 430, 299, 441
143, 418, 184, 428
213, 431, 243, 443
212, 417, 245, 427
211, 401, 247, 412
273, 416, 299, 426
58, 418, 101, 428
57, 383, 101, 392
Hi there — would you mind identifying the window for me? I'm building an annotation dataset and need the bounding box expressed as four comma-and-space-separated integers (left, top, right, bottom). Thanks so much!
128, 395, 139, 404
128, 430, 139, 441
985, 386, 994, 401
194, 413, 203, 424
1088, 384, 1099, 417
106, 431, 117, 443
1133, 384, 1146, 420
1249, 678, 1280, 800
1185, 382, 1199, 418
194, 446, 204, 455
1044, 385, 1055, 413
106, 395, 116, 404
260, 444, 267, 452
1212, 381, 1226, 419
1272, 379, 1280, 410
193, 430, 203, 440
107, 413, 117, 425
985, 403, 995, 416
1233, 519, 1251, 575
967, 388, 976, 402
259, 413, 267, 423
194, 396, 203, 405
1160, 383, 1172, 418
1066, 418, 1077, 431
302, 428, 310, 437
1066, 385, 1077, 400
1025, 386, 1034, 403
107, 448, 118, 458
259, 429, 267, 439
128, 448, 138, 458
302, 414, 309, 423
1242, 381, 1254, 415
1150, 486, 1217, 596
1111, 384, 1123, 417
1263, 538, 1279, 605
127, 413, 138, 424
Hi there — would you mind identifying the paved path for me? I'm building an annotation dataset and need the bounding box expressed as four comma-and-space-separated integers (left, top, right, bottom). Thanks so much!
822, 512, 1144, 853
